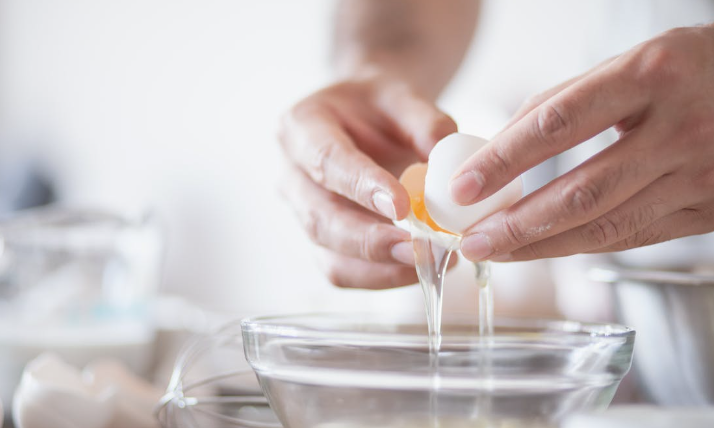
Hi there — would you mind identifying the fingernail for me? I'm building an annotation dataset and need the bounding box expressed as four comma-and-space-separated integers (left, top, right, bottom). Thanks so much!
391, 241, 415, 265
461, 233, 494, 261
450, 172, 484, 205
373, 191, 396, 219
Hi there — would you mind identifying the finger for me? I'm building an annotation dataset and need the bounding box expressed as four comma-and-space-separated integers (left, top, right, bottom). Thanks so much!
504, 57, 618, 130
316, 247, 459, 290
589, 206, 714, 253
280, 164, 415, 265
460, 124, 667, 262
375, 84, 458, 160
500, 174, 689, 261
316, 249, 420, 290
280, 105, 410, 220
450, 58, 651, 206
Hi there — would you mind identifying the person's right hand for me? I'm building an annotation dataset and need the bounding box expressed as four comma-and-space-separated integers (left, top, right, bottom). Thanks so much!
278, 73, 457, 289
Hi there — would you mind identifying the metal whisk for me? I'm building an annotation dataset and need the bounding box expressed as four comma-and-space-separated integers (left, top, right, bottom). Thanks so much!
155, 320, 282, 428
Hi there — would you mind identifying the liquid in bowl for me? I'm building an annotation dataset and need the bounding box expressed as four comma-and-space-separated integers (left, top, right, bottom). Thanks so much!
241, 314, 635, 428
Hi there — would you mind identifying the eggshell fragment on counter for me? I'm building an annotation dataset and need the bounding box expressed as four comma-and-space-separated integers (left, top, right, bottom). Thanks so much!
424, 133, 522, 234
12, 353, 161, 428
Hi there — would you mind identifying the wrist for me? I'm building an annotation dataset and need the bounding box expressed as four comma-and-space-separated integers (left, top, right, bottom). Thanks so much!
335, 59, 440, 101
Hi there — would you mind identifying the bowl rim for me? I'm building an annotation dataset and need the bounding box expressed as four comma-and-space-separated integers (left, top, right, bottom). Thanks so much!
241, 312, 635, 345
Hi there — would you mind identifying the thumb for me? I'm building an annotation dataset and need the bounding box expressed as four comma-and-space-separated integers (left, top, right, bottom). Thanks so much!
375, 85, 458, 160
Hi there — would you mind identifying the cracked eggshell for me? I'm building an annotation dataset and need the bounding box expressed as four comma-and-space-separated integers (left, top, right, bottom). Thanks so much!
424, 133, 523, 234
12, 354, 113, 428
12, 353, 161, 428
394, 163, 427, 233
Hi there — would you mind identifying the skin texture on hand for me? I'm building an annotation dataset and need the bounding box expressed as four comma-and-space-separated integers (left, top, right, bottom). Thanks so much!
278, 76, 457, 289
278, 0, 477, 289
450, 25, 714, 262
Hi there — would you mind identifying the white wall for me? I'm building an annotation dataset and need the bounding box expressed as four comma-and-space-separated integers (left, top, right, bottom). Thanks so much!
0, 0, 431, 315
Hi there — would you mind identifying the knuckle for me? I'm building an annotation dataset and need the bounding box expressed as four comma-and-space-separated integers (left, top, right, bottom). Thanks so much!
618, 223, 671, 250
287, 100, 320, 122
696, 169, 714, 189
483, 145, 511, 178
322, 256, 348, 288
500, 214, 530, 247
633, 203, 658, 229
517, 243, 544, 260
519, 94, 542, 113
583, 216, 620, 248
684, 206, 713, 225
361, 224, 392, 262
309, 142, 336, 186
346, 170, 372, 205
627, 40, 686, 88
644, 229, 668, 246
558, 179, 603, 218
278, 103, 314, 153
325, 268, 346, 288
626, 228, 668, 249
534, 102, 572, 147
697, 206, 714, 224
678, 112, 714, 148
302, 209, 324, 244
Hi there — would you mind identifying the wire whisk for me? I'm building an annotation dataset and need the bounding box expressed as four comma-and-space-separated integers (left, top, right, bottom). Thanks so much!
155, 320, 282, 428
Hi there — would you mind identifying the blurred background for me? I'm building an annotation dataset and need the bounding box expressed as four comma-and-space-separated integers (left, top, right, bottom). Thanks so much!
1, 0, 683, 317
2, 0, 714, 420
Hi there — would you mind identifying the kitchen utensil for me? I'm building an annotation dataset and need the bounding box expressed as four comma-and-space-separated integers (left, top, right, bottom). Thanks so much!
242, 312, 635, 428
590, 266, 714, 405
155, 320, 281, 428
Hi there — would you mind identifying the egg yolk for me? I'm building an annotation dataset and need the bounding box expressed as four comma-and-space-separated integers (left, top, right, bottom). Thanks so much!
409, 190, 456, 235
399, 162, 458, 235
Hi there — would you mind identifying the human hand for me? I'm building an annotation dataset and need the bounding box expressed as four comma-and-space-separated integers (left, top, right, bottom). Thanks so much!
450, 25, 714, 262
279, 73, 457, 288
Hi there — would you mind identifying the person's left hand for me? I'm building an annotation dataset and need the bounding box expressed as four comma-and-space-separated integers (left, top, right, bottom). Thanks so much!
449, 25, 714, 262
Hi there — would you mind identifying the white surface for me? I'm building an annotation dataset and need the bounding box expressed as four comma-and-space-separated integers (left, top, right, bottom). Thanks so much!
0, 0, 427, 317
563, 405, 714, 428
425, 133, 522, 234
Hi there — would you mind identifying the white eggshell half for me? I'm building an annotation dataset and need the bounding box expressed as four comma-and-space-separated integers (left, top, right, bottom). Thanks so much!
12, 353, 113, 428
424, 133, 522, 234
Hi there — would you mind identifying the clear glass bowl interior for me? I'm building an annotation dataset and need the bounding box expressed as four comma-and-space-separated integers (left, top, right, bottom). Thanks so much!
241, 313, 635, 428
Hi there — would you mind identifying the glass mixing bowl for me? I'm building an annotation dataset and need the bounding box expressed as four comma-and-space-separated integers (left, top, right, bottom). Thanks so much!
242, 313, 635, 428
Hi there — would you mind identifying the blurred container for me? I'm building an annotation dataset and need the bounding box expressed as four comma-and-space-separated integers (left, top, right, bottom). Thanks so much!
590, 265, 714, 406
0, 207, 163, 408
